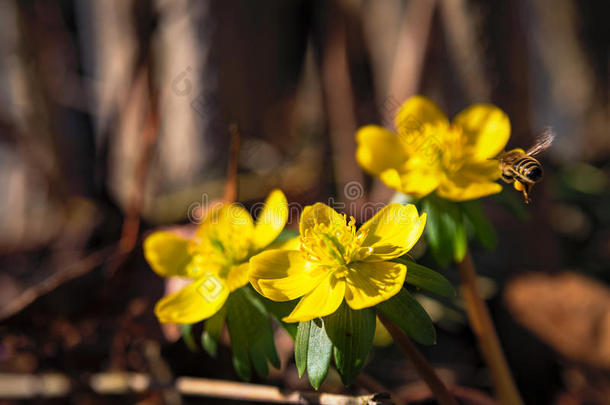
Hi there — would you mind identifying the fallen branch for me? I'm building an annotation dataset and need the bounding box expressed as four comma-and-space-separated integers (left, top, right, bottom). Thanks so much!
0, 373, 392, 405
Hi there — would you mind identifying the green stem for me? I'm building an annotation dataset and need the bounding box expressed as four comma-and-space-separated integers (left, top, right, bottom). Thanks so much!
458, 249, 523, 405
378, 313, 458, 405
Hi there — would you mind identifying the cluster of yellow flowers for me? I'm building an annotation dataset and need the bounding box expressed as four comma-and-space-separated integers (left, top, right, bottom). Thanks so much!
144, 95, 510, 333
145, 195, 426, 325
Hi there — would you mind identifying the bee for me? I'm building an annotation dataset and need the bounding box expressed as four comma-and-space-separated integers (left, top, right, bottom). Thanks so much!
497, 127, 555, 204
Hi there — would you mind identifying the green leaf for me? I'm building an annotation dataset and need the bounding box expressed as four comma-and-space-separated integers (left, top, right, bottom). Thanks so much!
181, 324, 199, 352
460, 200, 497, 249
306, 318, 333, 389
243, 287, 280, 370
295, 321, 311, 378
394, 256, 456, 297
275, 228, 300, 242
225, 294, 252, 380
201, 306, 226, 357
259, 297, 299, 338
225, 287, 280, 380
422, 196, 466, 266
376, 288, 436, 345
421, 198, 453, 267
324, 303, 375, 386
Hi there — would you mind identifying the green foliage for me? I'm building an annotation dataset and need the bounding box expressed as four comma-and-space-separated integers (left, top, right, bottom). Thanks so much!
275, 228, 300, 242
421, 195, 501, 266
394, 255, 456, 297
201, 306, 227, 357
181, 323, 199, 352
224, 287, 280, 381
259, 297, 299, 338
460, 200, 497, 249
325, 303, 376, 386
293, 304, 376, 388
295, 319, 333, 389
421, 196, 467, 266
376, 288, 436, 345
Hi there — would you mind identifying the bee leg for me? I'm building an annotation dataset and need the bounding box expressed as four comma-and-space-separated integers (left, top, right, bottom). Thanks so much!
501, 171, 514, 183
523, 183, 533, 204
513, 180, 531, 204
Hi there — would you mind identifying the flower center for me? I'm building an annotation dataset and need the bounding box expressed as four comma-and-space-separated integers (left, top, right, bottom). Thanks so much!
188, 228, 251, 279
299, 214, 369, 266
399, 123, 469, 174
439, 125, 468, 174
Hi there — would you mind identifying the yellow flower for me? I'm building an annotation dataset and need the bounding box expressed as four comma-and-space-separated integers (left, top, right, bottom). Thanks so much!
249, 202, 426, 323
144, 190, 289, 324
356, 95, 510, 201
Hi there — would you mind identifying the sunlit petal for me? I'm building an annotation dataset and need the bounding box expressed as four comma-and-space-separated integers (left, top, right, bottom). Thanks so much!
453, 104, 510, 161
282, 275, 346, 323
154, 274, 229, 324
249, 250, 325, 301
437, 181, 502, 201
226, 262, 250, 292
355, 125, 407, 176
345, 261, 406, 309
438, 161, 502, 201
144, 232, 194, 278
198, 203, 255, 262
357, 203, 426, 261
252, 189, 289, 251
395, 95, 449, 136
380, 168, 441, 199
299, 203, 344, 236
438, 161, 503, 201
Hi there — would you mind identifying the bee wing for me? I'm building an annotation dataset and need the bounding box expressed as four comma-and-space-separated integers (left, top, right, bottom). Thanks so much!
525, 127, 555, 156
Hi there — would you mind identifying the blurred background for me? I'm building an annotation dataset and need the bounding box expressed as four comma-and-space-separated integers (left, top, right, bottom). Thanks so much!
0, 0, 608, 404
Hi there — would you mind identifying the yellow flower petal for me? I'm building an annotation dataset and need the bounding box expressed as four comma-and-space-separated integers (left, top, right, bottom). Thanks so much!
252, 189, 289, 251
249, 250, 325, 301
394, 95, 448, 136
453, 104, 510, 161
380, 168, 441, 198
198, 203, 254, 239
299, 203, 344, 236
154, 274, 229, 324
345, 261, 406, 310
282, 275, 346, 323
437, 181, 502, 201
226, 262, 250, 292
198, 203, 255, 262
355, 125, 407, 176
144, 231, 194, 278
357, 203, 426, 261
438, 161, 503, 201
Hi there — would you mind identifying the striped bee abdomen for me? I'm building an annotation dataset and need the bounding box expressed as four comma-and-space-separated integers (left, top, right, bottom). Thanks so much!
514, 157, 543, 182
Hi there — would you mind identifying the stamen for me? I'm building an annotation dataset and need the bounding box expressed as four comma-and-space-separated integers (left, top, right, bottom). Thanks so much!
298, 213, 368, 266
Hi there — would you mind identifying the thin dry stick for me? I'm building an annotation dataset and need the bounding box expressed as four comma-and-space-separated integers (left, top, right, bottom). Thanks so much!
0, 247, 113, 320
0, 372, 388, 404
224, 124, 241, 204
458, 250, 523, 405
378, 313, 458, 405
118, 67, 159, 255
177, 377, 386, 404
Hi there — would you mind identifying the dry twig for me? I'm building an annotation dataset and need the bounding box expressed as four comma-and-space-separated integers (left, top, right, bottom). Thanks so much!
0, 373, 393, 405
